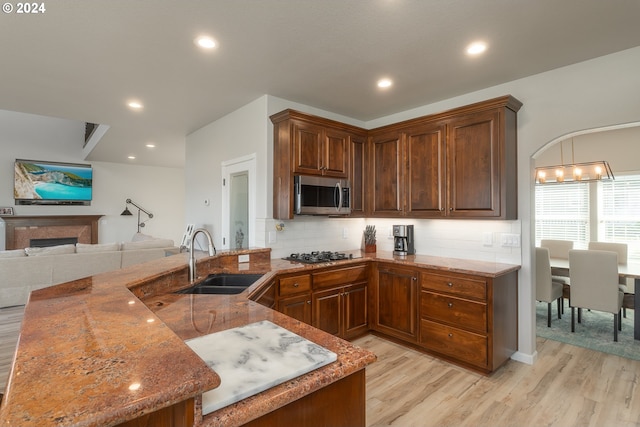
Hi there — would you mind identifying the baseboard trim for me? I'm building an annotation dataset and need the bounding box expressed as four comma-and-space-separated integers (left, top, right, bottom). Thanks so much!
511, 350, 537, 365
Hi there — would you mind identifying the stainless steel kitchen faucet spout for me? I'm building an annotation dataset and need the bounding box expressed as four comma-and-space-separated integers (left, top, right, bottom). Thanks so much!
189, 228, 216, 283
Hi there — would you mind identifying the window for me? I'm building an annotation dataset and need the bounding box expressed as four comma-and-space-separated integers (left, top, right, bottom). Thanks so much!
598, 174, 640, 261
535, 182, 590, 249
535, 174, 640, 261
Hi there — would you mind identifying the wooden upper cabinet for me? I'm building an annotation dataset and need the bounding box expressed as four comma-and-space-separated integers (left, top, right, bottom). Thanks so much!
271, 109, 366, 219
349, 135, 367, 216
369, 132, 404, 216
292, 120, 349, 178
405, 122, 447, 217
447, 109, 503, 218
271, 95, 521, 220
366, 95, 521, 220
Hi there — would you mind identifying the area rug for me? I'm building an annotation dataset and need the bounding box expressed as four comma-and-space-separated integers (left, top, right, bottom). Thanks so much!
536, 301, 640, 360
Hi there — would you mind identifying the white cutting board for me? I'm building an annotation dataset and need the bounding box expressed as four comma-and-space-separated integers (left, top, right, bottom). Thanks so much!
186, 320, 337, 415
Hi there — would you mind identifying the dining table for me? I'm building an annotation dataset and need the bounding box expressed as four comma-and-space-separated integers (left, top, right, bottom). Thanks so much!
550, 257, 640, 340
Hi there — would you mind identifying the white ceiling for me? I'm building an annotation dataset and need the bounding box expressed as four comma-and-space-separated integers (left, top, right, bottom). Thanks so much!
1, 0, 639, 168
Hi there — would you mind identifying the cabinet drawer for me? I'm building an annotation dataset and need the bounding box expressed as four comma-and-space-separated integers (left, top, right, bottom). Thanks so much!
420, 319, 487, 369
420, 292, 487, 333
279, 274, 312, 296
421, 272, 486, 301
313, 265, 368, 289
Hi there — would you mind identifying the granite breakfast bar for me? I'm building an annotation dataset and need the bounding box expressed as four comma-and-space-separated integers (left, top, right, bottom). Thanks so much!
0, 248, 377, 427
1, 247, 519, 426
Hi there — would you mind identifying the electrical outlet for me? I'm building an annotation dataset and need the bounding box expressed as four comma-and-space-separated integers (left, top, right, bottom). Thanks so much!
342, 227, 348, 239
500, 233, 521, 247
268, 231, 276, 244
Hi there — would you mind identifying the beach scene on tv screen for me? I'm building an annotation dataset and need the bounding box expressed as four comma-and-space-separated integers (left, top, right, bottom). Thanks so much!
14, 161, 92, 200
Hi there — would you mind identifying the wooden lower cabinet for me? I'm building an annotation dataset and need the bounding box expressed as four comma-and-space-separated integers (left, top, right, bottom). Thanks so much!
419, 269, 518, 373
116, 399, 194, 427
312, 283, 368, 340
420, 319, 488, 369
371, 264, 419, 343
251, 278, 276, 309
270, 261, 516, 375
240, 370, 365, 427
277, 273, 312, 324
279, 293, 312, 324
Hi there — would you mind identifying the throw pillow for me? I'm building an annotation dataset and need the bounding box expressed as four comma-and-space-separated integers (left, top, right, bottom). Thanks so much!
121, 238, 174, 251
131, 233, 156, 242
0, 249, 26, 258
76, 242, 121, 253
25, 244, 76, 256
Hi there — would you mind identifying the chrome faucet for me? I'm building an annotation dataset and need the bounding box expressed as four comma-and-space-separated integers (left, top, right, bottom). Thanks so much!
189, 228, 216, 283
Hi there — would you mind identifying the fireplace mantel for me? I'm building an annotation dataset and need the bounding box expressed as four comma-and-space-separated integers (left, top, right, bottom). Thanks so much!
3, 215, 102, 250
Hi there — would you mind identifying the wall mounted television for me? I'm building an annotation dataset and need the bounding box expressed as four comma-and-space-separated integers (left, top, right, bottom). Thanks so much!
14, 159, 93, 206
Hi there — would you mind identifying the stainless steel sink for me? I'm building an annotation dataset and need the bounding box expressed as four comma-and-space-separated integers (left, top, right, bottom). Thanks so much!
175, 273, 263, 295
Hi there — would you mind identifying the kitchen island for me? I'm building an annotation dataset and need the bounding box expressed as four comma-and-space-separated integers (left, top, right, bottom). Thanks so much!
0, 248, 376, 427
0, 247, 519, 426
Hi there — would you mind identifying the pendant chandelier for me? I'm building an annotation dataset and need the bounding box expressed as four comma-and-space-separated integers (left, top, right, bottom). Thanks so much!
535, 139, 614, 185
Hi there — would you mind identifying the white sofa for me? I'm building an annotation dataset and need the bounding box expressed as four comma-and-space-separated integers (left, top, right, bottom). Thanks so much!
0, 238, 177, 308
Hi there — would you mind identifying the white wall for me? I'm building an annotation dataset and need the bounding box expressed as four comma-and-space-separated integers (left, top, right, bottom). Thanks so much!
0, 110, 186, 247
185, 97, 270, 248
535, 126, 640, 174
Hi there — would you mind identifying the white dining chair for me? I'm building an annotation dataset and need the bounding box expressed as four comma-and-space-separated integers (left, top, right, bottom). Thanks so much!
540, 239, 574, 312
569, 249, 624, 341
536, 247, 564, 327
541, 239, 574, 260
588, 241, 632, 316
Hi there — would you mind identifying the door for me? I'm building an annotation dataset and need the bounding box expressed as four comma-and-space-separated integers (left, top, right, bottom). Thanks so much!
229, 172, 248, 249
222, 154, 256, 249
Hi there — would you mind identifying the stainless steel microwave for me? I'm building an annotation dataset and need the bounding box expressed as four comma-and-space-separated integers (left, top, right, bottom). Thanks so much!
294, 175, 351, 215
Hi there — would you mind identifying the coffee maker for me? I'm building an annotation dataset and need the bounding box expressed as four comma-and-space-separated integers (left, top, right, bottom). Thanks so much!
393, 225, 415, 256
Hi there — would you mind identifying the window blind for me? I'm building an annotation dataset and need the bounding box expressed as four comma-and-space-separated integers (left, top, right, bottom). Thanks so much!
598, 175, 640, 261
535, 182, 590, 249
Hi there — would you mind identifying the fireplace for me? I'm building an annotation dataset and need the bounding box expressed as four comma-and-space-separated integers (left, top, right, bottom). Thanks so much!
30, 237, 79, 248
2, 215, 102, 250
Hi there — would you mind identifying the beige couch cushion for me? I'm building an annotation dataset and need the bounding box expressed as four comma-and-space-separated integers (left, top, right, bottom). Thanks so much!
76, 242, 121, 253
121, 239, 174, 251
0, 256, 54, 307
0, 249, 26, 258
120, 248, 171, 268
25, 244, 76, 256
52, 252, 123, 285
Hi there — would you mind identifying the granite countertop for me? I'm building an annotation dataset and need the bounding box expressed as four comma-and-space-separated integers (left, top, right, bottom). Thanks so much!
0, 247, 519, 427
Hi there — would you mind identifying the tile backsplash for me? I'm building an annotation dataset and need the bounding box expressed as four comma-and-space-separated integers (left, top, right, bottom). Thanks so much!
256, 216, 521, 265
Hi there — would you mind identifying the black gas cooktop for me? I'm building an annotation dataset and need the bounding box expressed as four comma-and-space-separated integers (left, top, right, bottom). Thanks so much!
284, 251, 354, 264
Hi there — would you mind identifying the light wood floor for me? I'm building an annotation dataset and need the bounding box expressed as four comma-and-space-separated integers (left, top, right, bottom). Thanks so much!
2, 306, 640, 426
353, 334, 640, 427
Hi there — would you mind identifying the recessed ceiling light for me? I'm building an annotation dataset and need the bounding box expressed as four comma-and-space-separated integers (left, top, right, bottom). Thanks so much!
195, 36, 217, 49
127, 100, 143, 110
145, 143, 156, 148
377, 78, 393, 89
128, 155, 136, 160
466, 41, 488, 55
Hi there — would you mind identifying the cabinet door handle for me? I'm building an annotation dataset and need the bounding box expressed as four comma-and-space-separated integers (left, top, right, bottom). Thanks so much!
293, 283, 299, 287
307, 300, 311, 304
448, 303, 453, 308
447, 282, 453, 287
448, 333, 453, 338
412, 277, 417, 281
449, 207, 453, 211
